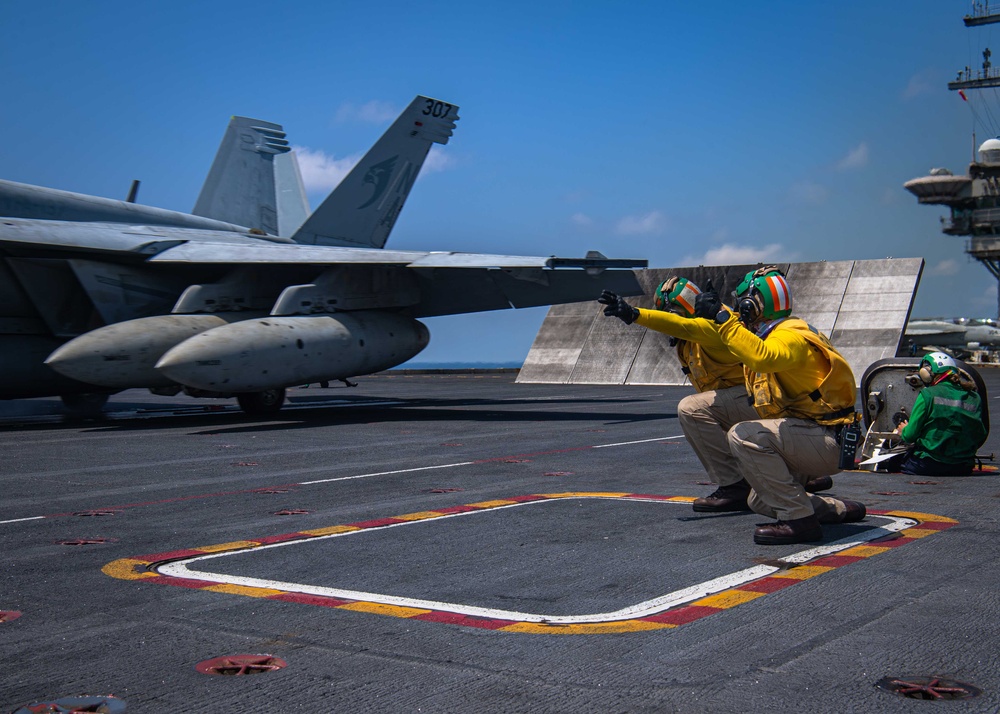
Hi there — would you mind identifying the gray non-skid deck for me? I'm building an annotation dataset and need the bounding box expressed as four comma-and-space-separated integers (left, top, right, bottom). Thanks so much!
1, 369, 997, 713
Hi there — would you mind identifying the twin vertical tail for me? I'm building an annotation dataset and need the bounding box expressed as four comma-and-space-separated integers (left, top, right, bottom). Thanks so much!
192, 117, 291, 236
291, 96, 460, 249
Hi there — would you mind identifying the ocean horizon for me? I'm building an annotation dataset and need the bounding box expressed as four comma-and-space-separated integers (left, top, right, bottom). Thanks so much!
392, 361, 523, 370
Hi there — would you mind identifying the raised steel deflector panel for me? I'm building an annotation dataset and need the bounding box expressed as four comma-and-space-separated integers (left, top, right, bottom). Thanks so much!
518, 258, 923, 386
518, 301, 600, 384
832, 258, 923, 375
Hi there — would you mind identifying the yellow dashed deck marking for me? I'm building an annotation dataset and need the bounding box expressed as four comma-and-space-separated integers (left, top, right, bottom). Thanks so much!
204, 584, 284, 598
101, 558, 157, 580
899, 527, 938, 539
771, 565, 834, 580
195, 541, 259, 553
339, 602, 432, 618
301, 525, 361, 536
694, 590, 766, 608
502, 620, 671, 635
396, 511, 446, 521
840, 545, 892, 557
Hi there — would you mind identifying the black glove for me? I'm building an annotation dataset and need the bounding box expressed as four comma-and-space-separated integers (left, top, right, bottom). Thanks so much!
598, 290, 638, 324
693, 279, 722, 319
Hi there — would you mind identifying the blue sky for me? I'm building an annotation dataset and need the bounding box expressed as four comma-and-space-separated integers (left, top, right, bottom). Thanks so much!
1, 1, 994, 363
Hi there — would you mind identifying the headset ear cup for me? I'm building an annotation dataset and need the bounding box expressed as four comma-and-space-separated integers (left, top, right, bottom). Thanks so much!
738, 295, 761, 325
918, 366, 933, 385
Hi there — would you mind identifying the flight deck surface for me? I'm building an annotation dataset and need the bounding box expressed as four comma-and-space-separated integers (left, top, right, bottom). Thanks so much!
2, 371, 999, 712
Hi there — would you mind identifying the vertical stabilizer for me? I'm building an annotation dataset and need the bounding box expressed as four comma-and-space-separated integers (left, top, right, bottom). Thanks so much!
193, 117, 290, 235
274, 151, 310, 237
292, 96, 459, 249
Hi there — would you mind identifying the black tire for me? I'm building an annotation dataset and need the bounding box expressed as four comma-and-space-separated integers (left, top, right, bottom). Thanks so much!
60, 392, 110, 418
236, 388, 286, 416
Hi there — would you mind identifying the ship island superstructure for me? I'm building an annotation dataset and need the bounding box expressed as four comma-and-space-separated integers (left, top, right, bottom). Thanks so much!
904, 1, 1000, 318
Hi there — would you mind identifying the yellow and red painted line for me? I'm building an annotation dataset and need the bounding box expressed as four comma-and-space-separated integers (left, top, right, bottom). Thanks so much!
103, 492, 957, 635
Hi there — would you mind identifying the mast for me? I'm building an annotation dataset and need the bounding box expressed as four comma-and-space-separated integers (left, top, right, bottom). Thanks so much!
905, 3, 1000, 320
963, 1, 1000, 26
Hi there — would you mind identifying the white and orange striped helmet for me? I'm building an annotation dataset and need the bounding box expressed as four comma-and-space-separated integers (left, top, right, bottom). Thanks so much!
735, 267, 792, 321
654, 277, 701, 316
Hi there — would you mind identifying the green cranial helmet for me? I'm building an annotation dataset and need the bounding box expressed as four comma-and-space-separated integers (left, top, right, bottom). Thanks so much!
734, 266, 792, 322
654, 277, 701, 316
921, 351, 960, 377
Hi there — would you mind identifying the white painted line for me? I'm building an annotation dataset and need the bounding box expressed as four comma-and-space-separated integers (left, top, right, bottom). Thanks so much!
298, 461, 477, 486
0, 516, 46, 525
593, 436, 685, 448
157, 497, 918, 624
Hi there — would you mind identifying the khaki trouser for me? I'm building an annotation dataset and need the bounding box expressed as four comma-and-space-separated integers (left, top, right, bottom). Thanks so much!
678, 386, 852, 522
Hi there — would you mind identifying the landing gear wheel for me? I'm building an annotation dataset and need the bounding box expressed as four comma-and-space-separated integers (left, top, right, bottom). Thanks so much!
60, 392, 110, 418
236, 388, 286, 416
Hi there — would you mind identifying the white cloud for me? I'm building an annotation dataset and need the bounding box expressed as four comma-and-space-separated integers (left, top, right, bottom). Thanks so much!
680, 242, 787, 266
570, 212, 594, 226
971, 283, 997, 311
788, 180, 829, 205
422, 145, 455, 173
881, 186, 901, 205
293, 146, 362, 194
836, 142, 869, 171
615, 210, 666, 235
334, 100, 399, 124
928, 258, 960, 277
902, 71, 934, 99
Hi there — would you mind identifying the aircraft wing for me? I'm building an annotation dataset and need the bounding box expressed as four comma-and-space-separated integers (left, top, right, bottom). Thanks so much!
905, 322, 965, 336
0, 216, 644, 324
145, 239, 636, 270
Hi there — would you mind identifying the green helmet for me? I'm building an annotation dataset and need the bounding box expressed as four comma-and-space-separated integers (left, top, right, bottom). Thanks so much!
654, 277, 701, 316
919, 351, 960, 384
734, 266, 792, 322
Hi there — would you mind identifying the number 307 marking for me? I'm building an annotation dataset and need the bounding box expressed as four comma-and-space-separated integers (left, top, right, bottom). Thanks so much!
423, 100, 453, 118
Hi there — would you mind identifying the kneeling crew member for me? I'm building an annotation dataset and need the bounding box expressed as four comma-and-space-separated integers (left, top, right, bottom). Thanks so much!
693, 267, 866, 545
893, 351, 988, 476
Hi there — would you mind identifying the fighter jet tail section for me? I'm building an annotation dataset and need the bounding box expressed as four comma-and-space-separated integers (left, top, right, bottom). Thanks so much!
291, 96, 459, 250
275, 151, 310, 237
192, 117, 291, 235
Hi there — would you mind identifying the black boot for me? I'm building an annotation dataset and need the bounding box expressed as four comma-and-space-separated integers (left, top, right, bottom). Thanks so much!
753, 514, 823, 545
817, 500, 866, 524
692, 479, 752, 512
804, 475, 833, 492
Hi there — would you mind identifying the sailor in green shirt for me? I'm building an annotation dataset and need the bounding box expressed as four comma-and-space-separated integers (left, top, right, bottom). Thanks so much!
893, 352, 987, 476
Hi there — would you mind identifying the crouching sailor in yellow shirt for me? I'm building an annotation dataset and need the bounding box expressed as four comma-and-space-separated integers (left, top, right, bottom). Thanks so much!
600, 276, 836, 515
598, 277, 744, 392
691, 267, 866, 545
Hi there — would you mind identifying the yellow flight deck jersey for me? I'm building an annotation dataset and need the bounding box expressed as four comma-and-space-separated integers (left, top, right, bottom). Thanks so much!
635, 309, 745, 392
715, 314, 857, 425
